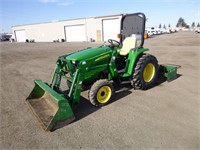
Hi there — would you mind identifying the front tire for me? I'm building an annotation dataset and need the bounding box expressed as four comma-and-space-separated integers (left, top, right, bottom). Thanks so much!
89, 79, 114, 106
132, 54, 158, 90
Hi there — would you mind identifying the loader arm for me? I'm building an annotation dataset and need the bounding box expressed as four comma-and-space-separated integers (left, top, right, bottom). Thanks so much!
26, 57, 82, 131
50, 57, 82, 109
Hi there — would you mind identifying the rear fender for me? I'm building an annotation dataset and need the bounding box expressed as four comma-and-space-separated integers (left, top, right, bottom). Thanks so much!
120, 47, 149, 77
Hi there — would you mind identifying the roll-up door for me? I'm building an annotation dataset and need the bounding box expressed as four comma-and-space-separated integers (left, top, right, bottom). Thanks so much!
15, 30, 26, 42
102, 18, 120, 42
65, 25, 86, 42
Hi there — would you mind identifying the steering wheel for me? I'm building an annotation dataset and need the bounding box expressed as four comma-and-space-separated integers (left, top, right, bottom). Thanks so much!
108, 39, 120, 47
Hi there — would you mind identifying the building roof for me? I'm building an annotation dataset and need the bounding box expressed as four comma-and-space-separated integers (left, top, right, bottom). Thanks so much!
12, 13, 123, 28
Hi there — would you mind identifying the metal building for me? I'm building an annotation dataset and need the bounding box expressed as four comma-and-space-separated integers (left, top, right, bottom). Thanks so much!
12, 14, 122, 42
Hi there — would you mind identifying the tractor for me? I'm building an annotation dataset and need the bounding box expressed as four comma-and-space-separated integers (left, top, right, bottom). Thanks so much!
26, 13, 177, 131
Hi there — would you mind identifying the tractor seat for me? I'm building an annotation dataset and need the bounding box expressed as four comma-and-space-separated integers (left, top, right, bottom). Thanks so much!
119, 36, 136, 56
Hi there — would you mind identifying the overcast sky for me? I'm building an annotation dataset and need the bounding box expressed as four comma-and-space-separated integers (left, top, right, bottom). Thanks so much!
1, 0, 199, 33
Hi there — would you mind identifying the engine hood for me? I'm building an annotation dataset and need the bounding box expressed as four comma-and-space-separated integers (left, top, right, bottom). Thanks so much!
66, 46, 112, 61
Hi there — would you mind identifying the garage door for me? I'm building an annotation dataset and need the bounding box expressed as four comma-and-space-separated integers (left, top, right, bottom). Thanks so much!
15, 30, 26, 42
103, 18, 120, 42
65, 25, 86, 42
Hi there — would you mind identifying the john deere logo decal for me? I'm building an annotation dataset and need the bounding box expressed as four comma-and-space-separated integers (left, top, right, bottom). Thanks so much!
95, 54, 110, 62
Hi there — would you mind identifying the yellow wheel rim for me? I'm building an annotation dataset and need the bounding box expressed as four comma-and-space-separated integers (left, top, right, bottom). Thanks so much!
143, 63, 155, 82
97, 86, 111, 104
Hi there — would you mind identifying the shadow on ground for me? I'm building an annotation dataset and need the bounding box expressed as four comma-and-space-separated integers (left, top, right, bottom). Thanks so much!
74, 83, 132, 122
55, 73, 181, 131
155, 73, 182, 87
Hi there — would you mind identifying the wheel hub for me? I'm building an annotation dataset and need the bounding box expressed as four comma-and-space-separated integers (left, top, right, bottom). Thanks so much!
97, 86, 111, 104
143, 63, 155, 82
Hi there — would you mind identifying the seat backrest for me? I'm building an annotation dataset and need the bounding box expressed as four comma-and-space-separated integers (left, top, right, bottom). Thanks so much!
119, 36, 136, 56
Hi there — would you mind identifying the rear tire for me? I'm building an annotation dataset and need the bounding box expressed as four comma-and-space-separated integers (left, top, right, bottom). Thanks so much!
132, 54, 158, 90
89, 79, 114, 106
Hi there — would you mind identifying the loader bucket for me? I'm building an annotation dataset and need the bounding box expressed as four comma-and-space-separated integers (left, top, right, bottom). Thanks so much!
26, 80, 75, 131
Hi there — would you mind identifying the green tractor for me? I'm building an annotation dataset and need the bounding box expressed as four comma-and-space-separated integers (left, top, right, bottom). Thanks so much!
26, 13, 177, 131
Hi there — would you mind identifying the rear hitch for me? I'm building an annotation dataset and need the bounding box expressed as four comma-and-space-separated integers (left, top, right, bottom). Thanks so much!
159, 64, 181, 81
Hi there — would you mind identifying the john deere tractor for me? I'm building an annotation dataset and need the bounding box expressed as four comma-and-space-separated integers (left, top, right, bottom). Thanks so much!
26, 13, 177, 131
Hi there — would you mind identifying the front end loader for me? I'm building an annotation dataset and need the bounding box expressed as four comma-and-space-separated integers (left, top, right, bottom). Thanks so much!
26, 12, 178, 131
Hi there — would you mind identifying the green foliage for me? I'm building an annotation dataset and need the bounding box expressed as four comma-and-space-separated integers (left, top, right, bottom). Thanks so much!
191, 22, 195, 27
176, 17, 187, 27
197, 23, 200, 27
159, 24, 162, 28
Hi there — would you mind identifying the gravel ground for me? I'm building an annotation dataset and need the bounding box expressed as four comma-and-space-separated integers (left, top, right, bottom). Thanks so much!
0, 31, 200, 149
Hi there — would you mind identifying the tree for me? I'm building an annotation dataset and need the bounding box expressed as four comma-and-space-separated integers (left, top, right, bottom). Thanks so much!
176, 17, 187, 27
163, 24, 166, 28
191, 22, 195, 27
159, 24, 162, 28
197, 23, 200, 27
168, 24, 171, 28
